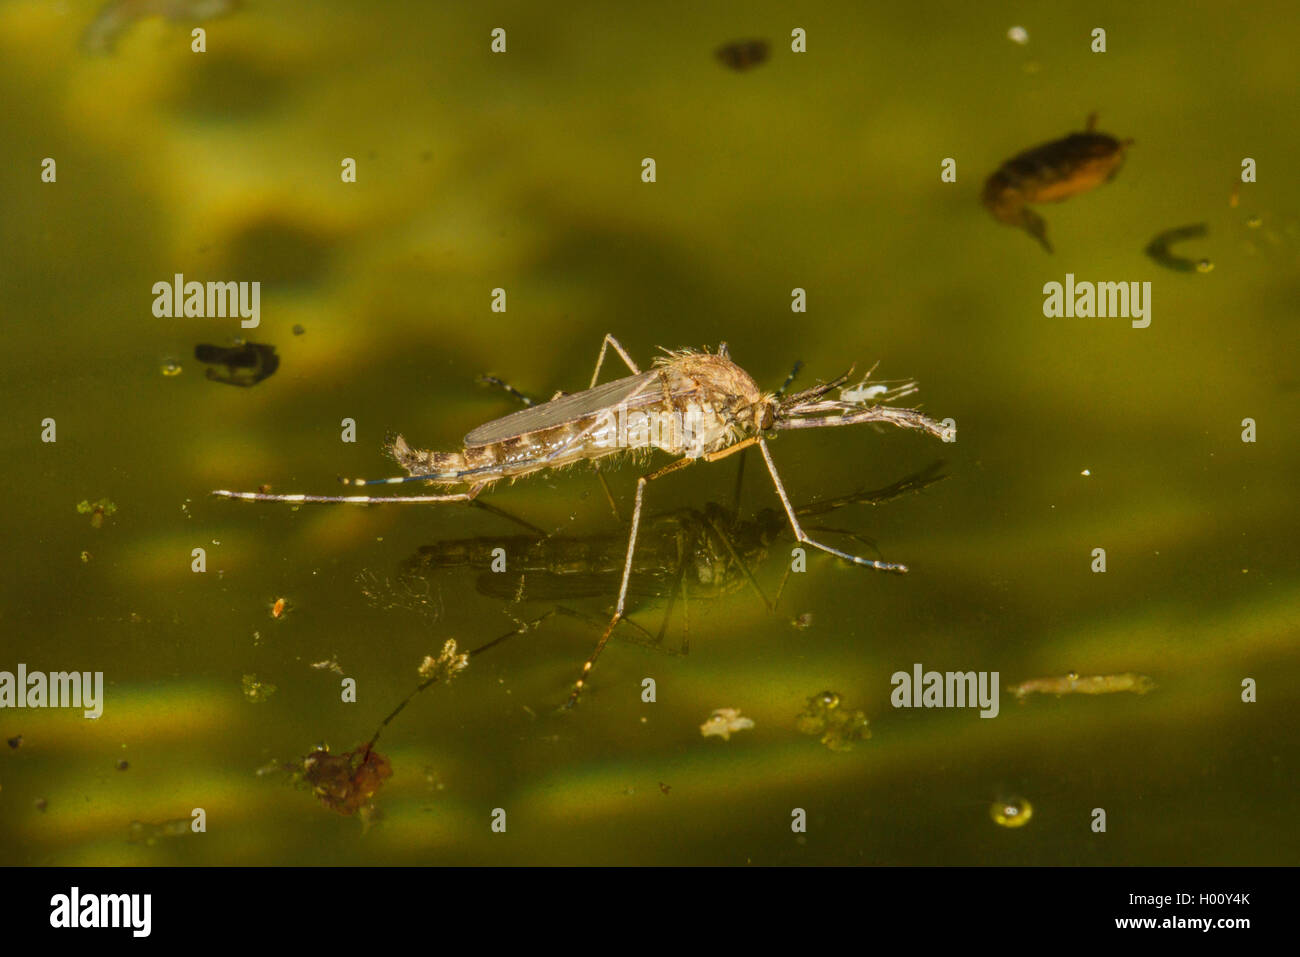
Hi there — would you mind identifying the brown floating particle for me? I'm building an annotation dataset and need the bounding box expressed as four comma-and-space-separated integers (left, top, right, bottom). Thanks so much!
715, 39, 769, 71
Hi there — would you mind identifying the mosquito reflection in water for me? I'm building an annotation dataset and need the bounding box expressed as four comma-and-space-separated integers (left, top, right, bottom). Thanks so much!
394, 462, 947, 662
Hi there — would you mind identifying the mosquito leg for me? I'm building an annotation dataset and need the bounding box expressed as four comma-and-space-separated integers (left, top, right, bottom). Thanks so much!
586, 334, 641, 519
565, 456, 693, 708
773, 565, 793, 612
731, 448, 747, 511
705, 436, 758, 464
552, 605, 657, 645
476, 374, 536, 407
589, 333, 641, 388
702, 510, 772, 612
212, 482, 487, 505
655, 533, 692, 646
365, 608, 558, 750
593, 466, 622, 523
468, 498, 547, 534
756, 438, 908, 573
680, 570, 690, 655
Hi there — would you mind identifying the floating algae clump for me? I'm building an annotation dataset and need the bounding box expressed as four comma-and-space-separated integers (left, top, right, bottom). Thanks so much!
795, 691, 871, 752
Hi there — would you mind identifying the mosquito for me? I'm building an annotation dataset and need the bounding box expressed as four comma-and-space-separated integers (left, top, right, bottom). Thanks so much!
212, 334, 954, 707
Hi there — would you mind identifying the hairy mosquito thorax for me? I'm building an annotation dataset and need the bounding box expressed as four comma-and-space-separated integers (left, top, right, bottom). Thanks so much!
653, 349, 773, 457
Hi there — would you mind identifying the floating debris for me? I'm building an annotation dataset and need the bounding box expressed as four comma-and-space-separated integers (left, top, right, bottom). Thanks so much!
1007, 26, 1030, 45
418, 639, 470, 683
80, 551, 92, 563
241, 673, 277, 703
983, 113, 1133, 253
839, 381, 890, 404
292, 324, 305, 336
301, 744, 392, 815
194, 342, 279, 388
310, 658, 344, 675
1144, 223, 1210, 273
76, 498, 117, 529
990, 796, 1033, 828
790, 612, 814, 630
7, 735, 22, 749
715, 39, 769, 71
700, 707, 754, 741
116, 759, 130, 771
357, 568, 444, 621
795, 691, 871, 752
270, 597, 288, 620
34, 797, 48, 812
128, 816, 192, 845
1008, 671, 1155, 700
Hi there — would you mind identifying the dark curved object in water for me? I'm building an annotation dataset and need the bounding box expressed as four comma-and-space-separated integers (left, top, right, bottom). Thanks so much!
1144, 223, 1209, 272
194, 341, 279, 387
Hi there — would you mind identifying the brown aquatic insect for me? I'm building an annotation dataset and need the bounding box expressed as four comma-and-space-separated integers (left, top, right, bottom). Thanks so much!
982, 113, 1133, 253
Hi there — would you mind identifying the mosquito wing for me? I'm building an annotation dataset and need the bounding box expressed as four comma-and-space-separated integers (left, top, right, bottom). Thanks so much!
464, 370, 665, 447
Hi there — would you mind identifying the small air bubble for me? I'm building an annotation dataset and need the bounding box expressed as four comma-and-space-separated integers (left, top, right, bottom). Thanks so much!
1195, 259, 1214, 273
990, 796, 1033, 828
161, 359, 183, 377
1007, 26, 1029, 44
1080, 469, 1091, 476
1246, 215, 1262, 229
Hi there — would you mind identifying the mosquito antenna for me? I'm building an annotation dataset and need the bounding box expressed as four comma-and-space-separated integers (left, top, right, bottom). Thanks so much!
781, 366, 855, 405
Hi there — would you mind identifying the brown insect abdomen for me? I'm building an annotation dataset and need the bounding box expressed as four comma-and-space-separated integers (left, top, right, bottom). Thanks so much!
387, 435, 467, 482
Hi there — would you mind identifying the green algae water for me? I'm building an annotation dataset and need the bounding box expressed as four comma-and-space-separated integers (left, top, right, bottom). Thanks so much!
1, 0, 1297, 866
